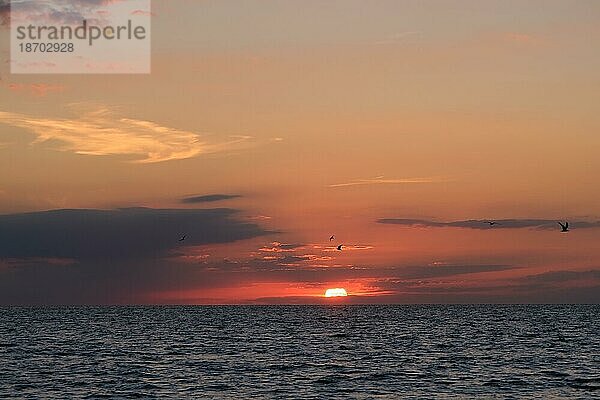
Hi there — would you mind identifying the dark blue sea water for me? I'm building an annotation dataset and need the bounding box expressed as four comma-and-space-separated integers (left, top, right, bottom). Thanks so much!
0, 305, 598, 399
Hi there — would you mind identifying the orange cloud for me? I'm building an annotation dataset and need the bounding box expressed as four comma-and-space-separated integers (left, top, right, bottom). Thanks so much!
0, 106, 252, 163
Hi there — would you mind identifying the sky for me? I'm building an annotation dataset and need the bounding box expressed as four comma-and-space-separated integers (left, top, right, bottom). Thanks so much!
0, 0, 599, 304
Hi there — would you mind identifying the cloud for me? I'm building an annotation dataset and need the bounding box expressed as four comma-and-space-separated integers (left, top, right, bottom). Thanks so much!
7, 0, 124, 26
0, 107, 251, 163
319, 244, 374, 252
0, 257, 76, 268
245, 215, 272, 221
131, 9, 154, 17
250, 296, 326, 305
521, 269, 600, 284
249, 265, 600, 304
377, 218, 600, 230
0, 0, 9, 26
504, 33, 541, 46
254, 242, 373, 255
8, 83, 64, 97
187, 246, 508, 283
0, 206, 275, 304
364, 267, 600, 304
181, 194, 241, 204
391, 264, 517, 279
373, 31, 421, 45
0, 207, 268, 260
1, 204, 596, 304
356, 264, 518, 294
258, 242, 306, 253
329, 176, 447, 188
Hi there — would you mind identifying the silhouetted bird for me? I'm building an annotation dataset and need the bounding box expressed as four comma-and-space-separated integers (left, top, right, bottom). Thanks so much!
558, 222, 569, 232
485, 221, 497, 226
330, 235, 335, 241
179, 235, 187, 242
337, 244, 343, 251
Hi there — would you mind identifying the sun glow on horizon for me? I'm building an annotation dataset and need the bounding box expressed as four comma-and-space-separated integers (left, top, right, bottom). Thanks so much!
324, 288, 348, 297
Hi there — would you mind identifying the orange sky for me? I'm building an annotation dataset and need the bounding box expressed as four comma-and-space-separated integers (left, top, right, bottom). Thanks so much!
0, 0, 599, 304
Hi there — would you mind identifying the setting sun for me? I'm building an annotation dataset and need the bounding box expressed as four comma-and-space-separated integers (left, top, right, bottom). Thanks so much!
324, 288, 348, 297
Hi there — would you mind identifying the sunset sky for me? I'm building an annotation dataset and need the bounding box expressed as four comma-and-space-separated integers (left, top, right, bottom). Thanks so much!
1, 0, 599, 304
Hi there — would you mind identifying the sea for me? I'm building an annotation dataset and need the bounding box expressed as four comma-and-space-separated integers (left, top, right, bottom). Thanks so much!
0, 305, 598, 399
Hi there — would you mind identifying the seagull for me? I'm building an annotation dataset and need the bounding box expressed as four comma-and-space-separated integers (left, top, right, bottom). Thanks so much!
329, 235, 335, 241
558, 222, 569, 233
485, 221, 498, 226
337, 244, 343, 251
178, 234, 187, 242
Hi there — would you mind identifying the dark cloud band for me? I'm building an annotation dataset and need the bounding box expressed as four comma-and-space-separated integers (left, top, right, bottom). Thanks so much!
0, 207, 267, 260
377, 218, 600, 230
181, 194, 241, 204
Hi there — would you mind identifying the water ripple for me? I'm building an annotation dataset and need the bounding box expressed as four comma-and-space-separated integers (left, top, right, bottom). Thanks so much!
0, 305, 598, 398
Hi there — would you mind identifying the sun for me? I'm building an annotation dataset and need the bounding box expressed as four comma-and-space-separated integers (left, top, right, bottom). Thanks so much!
324, 288, 348, 297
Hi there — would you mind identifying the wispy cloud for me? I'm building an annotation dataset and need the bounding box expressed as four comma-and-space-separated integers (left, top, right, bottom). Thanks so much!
329, 176, 447, 188
504, 32, 541, 46
245, 215, 272, 221
258, 242, 306, 253
0, 106, 251, 163
373, 31, 421, 45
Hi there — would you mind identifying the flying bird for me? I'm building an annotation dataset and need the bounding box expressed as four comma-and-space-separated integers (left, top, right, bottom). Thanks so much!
485, 221, 498, 226
329, 235, 335, 241
337, 244, 343, 251
558, 222, 569, 233
178, 234, 187, 242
